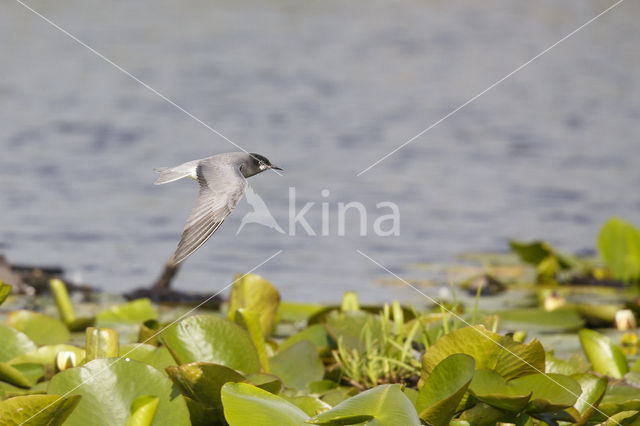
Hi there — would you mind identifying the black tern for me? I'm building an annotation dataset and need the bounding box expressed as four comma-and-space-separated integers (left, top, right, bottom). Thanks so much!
154, 152, 282, 264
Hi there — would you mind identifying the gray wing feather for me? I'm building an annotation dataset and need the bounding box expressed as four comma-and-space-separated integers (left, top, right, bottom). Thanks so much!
171, 163, 247, 264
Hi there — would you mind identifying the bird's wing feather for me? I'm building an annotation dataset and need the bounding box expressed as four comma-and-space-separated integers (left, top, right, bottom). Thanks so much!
171, 162, 247, 264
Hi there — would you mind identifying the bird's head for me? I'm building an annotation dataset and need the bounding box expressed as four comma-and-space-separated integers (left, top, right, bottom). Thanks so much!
242, 153, 283, 177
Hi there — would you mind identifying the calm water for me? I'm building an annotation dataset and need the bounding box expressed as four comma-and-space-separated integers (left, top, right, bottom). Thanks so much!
1, 0, 639, 303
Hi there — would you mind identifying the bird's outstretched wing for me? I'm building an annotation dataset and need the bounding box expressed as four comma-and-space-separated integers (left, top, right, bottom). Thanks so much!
171, 163, 247, 264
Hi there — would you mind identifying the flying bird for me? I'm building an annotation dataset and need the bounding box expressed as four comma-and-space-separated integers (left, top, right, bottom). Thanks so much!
154, 152, 282, 264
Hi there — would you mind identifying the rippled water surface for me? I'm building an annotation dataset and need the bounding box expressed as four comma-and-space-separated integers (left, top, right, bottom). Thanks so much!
1, 0, 639, 302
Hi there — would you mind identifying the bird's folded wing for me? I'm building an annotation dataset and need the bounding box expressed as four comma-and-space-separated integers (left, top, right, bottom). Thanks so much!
171, 164, 247, 264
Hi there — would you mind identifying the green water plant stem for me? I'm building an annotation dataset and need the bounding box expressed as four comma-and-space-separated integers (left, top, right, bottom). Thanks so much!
49, 279, 76, 325
85, 327, 119, 361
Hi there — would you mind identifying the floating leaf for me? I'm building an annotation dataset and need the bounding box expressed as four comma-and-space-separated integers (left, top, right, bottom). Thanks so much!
85, 327, 119, 361
125, 395, 159, 426
0, 282, 11, 306
469, 369, 532, 412
0, 324, 37, 362
421, 325, 545, 383
8, 345, 85, 369
234, 309, 270, 372
228, 273, 280, 337
498, 309, 584, 333
167, 362, 245, 408
578, 329, 628, 378
309, 384, 421, 425
96, 298, 157, 324
283, 395, 331, 417
598, 217, 640, 283
277, 302, 325, 322
458, 402, 505, 426
48, 358, 190, 426
0, 362, 35, 388
162, 315, 260, 373
6, 310, 70, 345
245, 372, 283, 394
280, 324, 332, 355
0, 394, 81, 426
270, 341, 324, 390
571, 373, 607, 425
508, 373, 582, 413
120, 344, 175, 373
597, 385, 640, 419
221, 382, 309, 425
416, 354, 475, 426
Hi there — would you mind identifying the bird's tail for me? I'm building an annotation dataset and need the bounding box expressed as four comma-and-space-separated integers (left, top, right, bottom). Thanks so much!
153, 167, 192, 185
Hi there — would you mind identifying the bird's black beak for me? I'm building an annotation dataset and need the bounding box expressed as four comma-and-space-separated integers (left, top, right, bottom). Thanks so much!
270, 165, 283, 171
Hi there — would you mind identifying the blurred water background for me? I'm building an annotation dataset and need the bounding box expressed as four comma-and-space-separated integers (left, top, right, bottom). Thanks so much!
1, 0, 639, 303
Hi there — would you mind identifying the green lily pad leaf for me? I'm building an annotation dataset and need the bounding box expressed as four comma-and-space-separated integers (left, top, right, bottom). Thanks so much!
498, 309, 584, 333
221, 382, 309, 425
8, 344, 85, 368
403, 387, 419, 407
277, 302, 325, 322
598, 217, 640, 283
601, 410, 640, 425
0, 282, 11, 305
578, 329, 629, 378
166, 362, 245, 408
417, 354, 475, 426
508, 373, 582, 413
245, 373, 283, 394
183, 397, 225, 426
96, 298, 157, 324
120, 344, 175, 373
308, 384, 421, 425
458, 402, 505, 426
162, 315, 260, 373
469, 369, 532, 412
48, 358, 190, 426
270, 341, 324, 390
421, 325, 545, 382
283, 395, 331, 417
0, 362, 34, 388
125, 395, 159, 426
85, 327, 119, 361
228, 273, 280, 337
280, 324, 332, 355
0, 380, 49, 399
571, 373, 607, 423
6, 310, 70, 345
545, 352, 589, 376
234, 309, 270, 372
0, 394, 81, 426
319, 386, 358, 407
597, 385, 640, 419
307, 380, 338, 395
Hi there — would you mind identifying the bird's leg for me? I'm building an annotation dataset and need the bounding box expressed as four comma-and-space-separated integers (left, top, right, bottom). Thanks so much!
151, 258, 181, 290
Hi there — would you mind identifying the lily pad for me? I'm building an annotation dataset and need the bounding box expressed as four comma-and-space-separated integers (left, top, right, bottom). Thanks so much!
0, 282, 10, 305
508, 373, 582, 413
283, 395, 331, 417
166, 362, 245, 408
8, 345, 85, 368
421, 325, 545, 382
571, 373, 607, 424
96, 298, 157, 324
0, 323, 37, 362
126, 395, 160, 426
277, 302, 325, 322
6, 310, 70, 345
308, 384, 421, 425
234, 309, 270, 372
497, 309, 584, 333
416, 354, 475, 425
598, 217, 640, 283
0, 362, 37, 388
48, 358, 190, 426
578, 329, 629, 378
0, 394, 81, 426
469, 369, 532, 412
280, 324, 332, 355
270, 341, 324, 390
221, 382, 309, 425
120, 344, 175, 373
161, 315, 260, 373
228, 273, 280, 337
